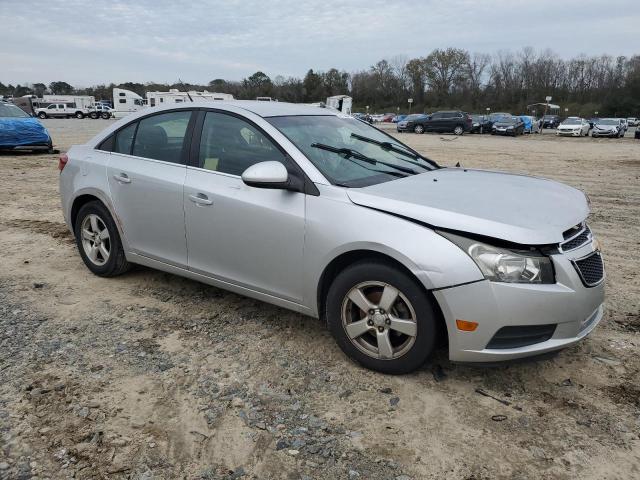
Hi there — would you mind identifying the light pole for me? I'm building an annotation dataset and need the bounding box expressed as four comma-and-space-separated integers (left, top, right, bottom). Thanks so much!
542, 96, 552, 133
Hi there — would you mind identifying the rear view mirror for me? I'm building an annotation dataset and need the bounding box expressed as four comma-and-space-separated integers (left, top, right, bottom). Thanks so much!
242, 161, 289, 189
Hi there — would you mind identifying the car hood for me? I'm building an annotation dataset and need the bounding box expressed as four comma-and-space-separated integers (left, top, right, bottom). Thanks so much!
594, 124, 617, 130
346, 168, 589, 245
493, 122, 517, 128
558, 124, 580, 129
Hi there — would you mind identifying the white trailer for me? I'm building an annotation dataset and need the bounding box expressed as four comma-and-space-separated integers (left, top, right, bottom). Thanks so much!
326, 95, 352, 115
33, 95, 95, 110
145, 89, 234, 107
112, 88, 144, 119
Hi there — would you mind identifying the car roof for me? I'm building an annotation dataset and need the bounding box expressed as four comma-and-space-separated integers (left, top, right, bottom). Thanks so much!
218, 100, 336, 118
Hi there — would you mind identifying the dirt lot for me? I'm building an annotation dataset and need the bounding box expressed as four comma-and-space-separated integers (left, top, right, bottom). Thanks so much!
1, 119, 639, 480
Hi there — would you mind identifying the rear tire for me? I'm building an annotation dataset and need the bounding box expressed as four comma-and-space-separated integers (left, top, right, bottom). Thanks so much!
75, 112, 85, 119
326, 260, 438, 374
101, 112, 111, 119
74, 201, 131, 277
89, 112, 98, 119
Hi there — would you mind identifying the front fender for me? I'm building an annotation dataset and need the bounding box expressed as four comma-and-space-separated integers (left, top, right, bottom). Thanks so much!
303, 186, 484, 316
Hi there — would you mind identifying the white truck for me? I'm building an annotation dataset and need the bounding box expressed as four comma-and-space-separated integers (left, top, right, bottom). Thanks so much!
112, 88, 145, 118
34, 95, 95, 119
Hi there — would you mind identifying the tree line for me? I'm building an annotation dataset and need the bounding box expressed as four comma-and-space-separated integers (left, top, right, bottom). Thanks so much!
2, 47, 639, 117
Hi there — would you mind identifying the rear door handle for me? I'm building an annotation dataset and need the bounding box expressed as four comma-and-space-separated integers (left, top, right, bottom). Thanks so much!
188, 193, 213, 206
113, 173, 131, 184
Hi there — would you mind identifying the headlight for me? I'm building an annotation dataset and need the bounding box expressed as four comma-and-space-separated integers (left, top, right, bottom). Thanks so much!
439, 232, 555, 284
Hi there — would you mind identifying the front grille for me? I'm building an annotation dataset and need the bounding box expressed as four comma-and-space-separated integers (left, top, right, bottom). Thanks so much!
486, 324, 557, 349
573, 251, 605, 287
561, 225, 591, 251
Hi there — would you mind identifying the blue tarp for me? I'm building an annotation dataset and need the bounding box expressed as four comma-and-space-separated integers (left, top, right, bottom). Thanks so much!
519, 115, 533, 132
0, 117, 51, 148
0, 103, 51, 149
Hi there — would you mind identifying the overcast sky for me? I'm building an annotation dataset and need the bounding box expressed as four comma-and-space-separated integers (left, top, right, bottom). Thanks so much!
1, 0, 638, 86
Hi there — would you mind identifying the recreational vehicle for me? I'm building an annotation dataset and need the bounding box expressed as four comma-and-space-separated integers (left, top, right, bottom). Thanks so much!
145, 90, 234, 107
326, 95, 352, 115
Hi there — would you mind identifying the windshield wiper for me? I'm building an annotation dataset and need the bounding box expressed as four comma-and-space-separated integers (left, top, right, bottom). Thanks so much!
310, 143, 417, 175
349, 133, 437, 169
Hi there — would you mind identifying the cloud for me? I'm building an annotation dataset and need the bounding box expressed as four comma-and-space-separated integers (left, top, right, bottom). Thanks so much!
1, 0, 637, 85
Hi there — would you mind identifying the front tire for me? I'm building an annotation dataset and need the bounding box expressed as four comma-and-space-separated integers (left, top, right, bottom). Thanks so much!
75, 112, 85, 119
38, 112, 47, 119
101, 112, 111, 119
414, 125, 424, 134
326, 261, 438, 374
74, 201, 131, 277
454, 125, 464, 135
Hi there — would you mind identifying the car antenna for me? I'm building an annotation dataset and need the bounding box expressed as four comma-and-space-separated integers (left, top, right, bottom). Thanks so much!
179, 78, 194, 102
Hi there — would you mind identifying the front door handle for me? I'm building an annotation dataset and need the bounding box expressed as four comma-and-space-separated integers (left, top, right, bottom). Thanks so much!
188, 193, 213, 206
113, 173, 131, 184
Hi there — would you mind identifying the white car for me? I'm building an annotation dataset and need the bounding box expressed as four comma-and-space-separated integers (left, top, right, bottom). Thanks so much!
556, 117, 590, 137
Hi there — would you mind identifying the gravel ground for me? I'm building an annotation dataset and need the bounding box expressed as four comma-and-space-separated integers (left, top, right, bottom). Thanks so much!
0, 119, 638, 480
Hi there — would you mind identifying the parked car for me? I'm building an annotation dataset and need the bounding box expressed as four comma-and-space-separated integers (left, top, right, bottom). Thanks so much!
484, 112, 510, 131
89, 104, 113, 119
381, 113, 395, 123
411, 111, 472, 135
0, 101, 52, 152
626, 117, 637, 127
353, 113, 373, 124
556, 117, 590, 137
392, 115, 407, 124
35, 103, 90, 119
542, 115, 561, 128
396, 113, 429, 133
617, 118, 628, 135
470, 114, 491, 133
60, 102, 605, 374
519, 115, 540, 134
635, 127, 640, 139
591, 118, 625, 138
491, 115, 525, 136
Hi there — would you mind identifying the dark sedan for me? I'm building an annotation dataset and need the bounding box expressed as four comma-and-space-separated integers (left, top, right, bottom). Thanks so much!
470, 114, 492, 133
542, 115, 561, 128
491, 116, 525, 136
396, 113, 429, 132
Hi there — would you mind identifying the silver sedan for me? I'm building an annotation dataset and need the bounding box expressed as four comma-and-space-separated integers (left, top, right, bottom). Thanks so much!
59, 101, 605, 374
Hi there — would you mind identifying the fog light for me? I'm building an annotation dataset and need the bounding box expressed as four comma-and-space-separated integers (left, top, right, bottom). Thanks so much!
456, 319, 479, 332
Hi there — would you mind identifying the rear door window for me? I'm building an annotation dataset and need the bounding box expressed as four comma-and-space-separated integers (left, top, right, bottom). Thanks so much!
113, 122, 138, 155
131, 111, 192, 163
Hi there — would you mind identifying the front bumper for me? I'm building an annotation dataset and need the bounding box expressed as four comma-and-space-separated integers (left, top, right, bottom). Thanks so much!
433, 240, 605, 363
556, 130, 582, 136
592, 130, 618, 137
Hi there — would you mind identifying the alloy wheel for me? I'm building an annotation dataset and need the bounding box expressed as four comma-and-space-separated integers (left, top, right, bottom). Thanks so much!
80, 214, 111, 266
341, 281, 417, 360
454, 126, 463, 135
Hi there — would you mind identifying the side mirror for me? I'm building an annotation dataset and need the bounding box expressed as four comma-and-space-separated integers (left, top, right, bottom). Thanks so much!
242, 161, 289, 189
